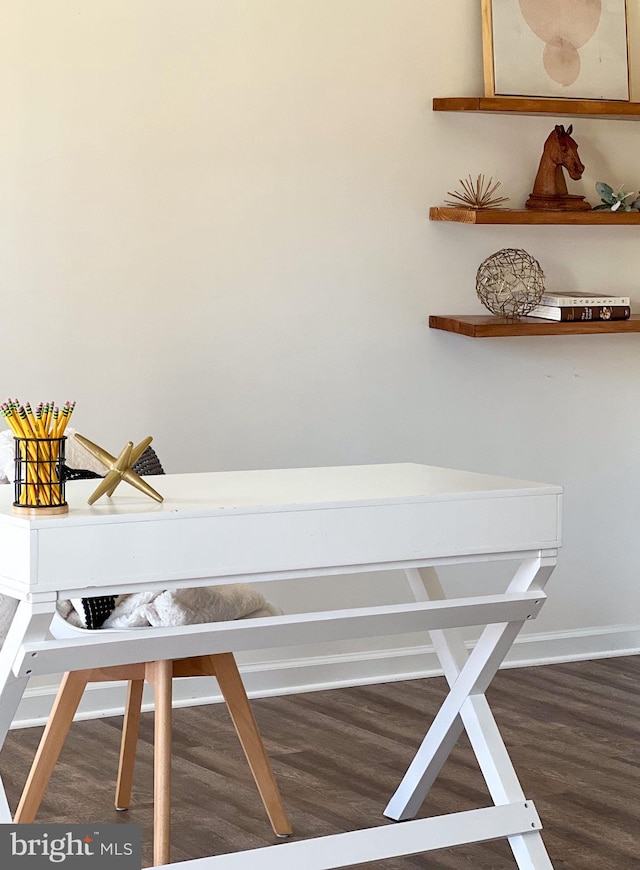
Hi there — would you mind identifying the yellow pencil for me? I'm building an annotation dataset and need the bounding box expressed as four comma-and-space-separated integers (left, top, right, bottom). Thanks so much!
10, 407, 35, 505
64, 400, 76, 431
18, 406, 38, 440
34, 403, 56, 496
39, 403, 52, 437
52, 404, 63, 438
10, 406, 27, 438
21, 406, 52, 504
55, 402, 72, 438
52, 401, 72, 498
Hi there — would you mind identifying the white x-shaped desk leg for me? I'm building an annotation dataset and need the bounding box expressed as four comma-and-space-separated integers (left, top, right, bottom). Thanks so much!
0, 597, 55, 823
384, 555, 556, 870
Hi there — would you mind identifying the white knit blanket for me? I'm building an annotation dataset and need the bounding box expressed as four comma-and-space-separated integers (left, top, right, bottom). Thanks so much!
100, 584, 280, 629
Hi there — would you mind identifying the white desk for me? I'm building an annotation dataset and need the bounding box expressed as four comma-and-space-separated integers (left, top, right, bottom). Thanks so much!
0, 463, 562, 869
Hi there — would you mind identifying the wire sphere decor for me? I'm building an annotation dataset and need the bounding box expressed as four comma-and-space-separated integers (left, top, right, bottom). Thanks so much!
476, 248, 545, 319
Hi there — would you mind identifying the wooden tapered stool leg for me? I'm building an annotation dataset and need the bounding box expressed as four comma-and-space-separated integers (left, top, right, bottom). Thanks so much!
147, 661, 173, 867
210, 653, 292, 837
15, 670, 91, 823
115, 679, 145, 811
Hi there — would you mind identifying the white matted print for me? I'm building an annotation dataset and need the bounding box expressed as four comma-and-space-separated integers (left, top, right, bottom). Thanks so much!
483, 0, 630, 100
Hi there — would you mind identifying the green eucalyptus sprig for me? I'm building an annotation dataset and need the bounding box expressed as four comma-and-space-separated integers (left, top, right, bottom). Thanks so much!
594, 181, 640, 212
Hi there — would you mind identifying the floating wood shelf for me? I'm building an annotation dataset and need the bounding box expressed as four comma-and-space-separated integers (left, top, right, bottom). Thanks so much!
429, 315, 640, 338
433, 97, 640, 120
429, 207, 640, 225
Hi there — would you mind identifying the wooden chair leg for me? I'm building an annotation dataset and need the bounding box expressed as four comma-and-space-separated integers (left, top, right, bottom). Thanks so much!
14, 670, 91, 823
115, 679, 145, 811
147, 661, 173, 867
210, 653, 292, 837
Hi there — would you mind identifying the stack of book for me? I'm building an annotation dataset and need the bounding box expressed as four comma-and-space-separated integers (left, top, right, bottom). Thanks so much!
526, 292, 631, 322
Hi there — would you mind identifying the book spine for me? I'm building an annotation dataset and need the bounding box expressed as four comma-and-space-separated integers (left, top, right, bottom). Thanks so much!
540, 295, 631, 307
530, 305, 631, 322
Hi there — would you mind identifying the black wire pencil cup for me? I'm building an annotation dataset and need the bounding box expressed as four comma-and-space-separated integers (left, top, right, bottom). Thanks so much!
3, 400, 75, 516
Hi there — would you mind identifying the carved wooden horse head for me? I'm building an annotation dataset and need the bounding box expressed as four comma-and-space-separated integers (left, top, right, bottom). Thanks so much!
526, 124, 591, 211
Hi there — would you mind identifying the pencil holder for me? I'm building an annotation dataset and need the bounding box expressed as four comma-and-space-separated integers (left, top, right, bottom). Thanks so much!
13, 436, 68, 516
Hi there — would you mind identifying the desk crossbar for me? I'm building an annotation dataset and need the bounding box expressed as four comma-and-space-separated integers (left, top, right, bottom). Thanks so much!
175, 802, 543, 869
12, 592, 544, 678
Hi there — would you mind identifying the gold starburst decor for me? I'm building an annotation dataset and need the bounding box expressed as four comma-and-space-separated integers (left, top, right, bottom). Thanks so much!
445, 174, 509, 209
74, 433, 163, 505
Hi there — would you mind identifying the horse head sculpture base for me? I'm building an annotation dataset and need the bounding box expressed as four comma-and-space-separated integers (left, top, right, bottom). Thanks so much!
525, 193, 592, 212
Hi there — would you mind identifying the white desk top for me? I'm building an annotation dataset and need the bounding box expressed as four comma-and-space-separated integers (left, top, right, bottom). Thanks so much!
0, 463, 561, 528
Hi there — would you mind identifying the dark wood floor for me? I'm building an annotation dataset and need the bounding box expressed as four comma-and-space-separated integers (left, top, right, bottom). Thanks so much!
3, 655, 639, 869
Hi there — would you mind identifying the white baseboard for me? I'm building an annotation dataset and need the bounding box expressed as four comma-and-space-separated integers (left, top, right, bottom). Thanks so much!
12, 623, 640, 729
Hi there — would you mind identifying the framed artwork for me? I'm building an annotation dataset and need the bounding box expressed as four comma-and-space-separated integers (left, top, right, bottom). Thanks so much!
482, 0, 631, 101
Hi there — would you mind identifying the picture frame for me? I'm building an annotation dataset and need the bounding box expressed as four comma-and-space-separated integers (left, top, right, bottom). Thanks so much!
481, 0, 631, 101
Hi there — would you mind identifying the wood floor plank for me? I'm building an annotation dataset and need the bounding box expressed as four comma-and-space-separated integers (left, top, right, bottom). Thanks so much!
2, 655, 638, 868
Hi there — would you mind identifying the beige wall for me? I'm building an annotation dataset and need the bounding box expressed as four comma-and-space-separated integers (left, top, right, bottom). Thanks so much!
1, 1, 639, 719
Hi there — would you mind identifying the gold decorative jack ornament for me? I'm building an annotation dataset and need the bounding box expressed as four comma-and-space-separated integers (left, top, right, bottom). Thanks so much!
74, 434, 164, 505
